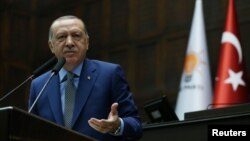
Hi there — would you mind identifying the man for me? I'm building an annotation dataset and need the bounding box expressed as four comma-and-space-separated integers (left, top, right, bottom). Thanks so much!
29, 15, 142, 141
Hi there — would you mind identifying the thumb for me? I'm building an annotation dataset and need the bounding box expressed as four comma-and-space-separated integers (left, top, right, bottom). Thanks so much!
111, 102, 119, 116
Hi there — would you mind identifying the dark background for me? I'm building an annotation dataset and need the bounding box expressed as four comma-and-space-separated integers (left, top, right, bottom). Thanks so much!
1, 0, 250, 123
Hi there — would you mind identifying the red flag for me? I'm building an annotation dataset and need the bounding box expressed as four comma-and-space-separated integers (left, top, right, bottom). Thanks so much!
213, 0, 250, 108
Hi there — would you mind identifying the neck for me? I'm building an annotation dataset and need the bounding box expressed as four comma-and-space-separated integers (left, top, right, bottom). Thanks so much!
64, 63, 79, 71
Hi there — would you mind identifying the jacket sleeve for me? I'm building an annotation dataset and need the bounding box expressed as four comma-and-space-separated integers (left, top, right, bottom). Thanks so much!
111, 65, 143, 140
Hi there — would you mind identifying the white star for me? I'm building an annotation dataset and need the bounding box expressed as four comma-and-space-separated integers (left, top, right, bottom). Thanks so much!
224, 69, 245, 91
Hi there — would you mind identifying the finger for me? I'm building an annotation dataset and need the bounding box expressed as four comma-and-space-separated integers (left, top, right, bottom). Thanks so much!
88, 119, 106, 133
90, 118, 113, 129
89, 118, 101, 126
88, 119, 112, 133
88, 120, 100, 131
111, 102, 118, 116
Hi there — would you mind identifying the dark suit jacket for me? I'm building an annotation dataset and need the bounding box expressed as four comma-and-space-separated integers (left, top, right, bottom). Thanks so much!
29, 59, 142, 141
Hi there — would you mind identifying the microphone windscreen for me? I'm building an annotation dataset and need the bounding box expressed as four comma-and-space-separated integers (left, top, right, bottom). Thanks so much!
32, 56, 57, 78
52, 57, 66, 74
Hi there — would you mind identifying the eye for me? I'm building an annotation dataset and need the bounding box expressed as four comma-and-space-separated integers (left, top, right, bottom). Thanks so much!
72, 32, 83, 41
56, 34, 67, 42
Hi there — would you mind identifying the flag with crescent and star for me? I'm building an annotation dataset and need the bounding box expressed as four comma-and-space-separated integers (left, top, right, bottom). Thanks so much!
213, 0, 250, 108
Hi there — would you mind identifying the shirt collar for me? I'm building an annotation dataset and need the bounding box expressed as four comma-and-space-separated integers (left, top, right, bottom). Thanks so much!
59, 61, 83, 83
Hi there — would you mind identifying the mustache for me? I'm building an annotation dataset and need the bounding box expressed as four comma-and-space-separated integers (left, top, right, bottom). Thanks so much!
63, 47, 77, 53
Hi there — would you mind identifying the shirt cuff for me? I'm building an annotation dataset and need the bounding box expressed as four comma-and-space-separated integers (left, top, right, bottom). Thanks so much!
110, 117, 124, 136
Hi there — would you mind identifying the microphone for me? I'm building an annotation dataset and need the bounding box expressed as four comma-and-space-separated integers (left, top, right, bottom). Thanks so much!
52, 57, 66, 75
28, 57, 66, 113
0, 56, 57, 102
32, 56, 57, 78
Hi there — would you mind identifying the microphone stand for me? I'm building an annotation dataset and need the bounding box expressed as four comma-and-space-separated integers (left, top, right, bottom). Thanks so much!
0, 56, 56, 102
28, 73, 54, 113
0, 75, 34, 102
28, 57, 65, 113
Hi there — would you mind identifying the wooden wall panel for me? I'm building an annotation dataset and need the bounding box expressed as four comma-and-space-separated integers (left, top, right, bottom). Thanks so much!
206, 30, 221, 81
137, 0, 157, 36
0, 2, 32, 108
109, 48, 129, 75
240, 23, 250, 74
0, 63, 30, 108
2, 0, 250, 123
203, 0, 226, 29
135, 42, 157, 97
163, 37, 188, 104
165, 0, 193, 33
6, 16, 30, 61
110, 0, 129, 44
84, 1, 102, 48
33, 17, 54, 66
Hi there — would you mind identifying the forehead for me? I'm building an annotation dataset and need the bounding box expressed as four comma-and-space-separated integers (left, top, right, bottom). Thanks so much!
51, 19, 84, 33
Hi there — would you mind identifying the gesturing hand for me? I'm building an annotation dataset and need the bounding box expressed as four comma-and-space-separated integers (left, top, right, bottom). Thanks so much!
88, 102, 121, 134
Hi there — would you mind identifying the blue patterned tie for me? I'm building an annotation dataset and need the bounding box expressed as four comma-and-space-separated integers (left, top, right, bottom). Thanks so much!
64, 72, 76, 128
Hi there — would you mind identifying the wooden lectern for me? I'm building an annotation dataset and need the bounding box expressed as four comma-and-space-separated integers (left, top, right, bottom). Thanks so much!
0, 106, 96, 141
141, 103, 250, 141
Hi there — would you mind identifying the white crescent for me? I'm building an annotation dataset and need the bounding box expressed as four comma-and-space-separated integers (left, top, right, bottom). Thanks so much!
221, 31, 242, 63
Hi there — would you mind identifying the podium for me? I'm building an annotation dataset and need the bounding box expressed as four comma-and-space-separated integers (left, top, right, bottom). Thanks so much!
141, 103, 250, 141
0, 106, 96, 141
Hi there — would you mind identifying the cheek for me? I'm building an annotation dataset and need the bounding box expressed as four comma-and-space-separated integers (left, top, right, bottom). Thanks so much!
78, 48, 87, 56
77, 43, 88, 52
52, 46, 64, 56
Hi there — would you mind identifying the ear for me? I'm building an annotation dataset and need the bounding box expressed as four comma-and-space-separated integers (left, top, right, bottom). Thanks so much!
86, 38, 89, 50
48, 41, 55, 53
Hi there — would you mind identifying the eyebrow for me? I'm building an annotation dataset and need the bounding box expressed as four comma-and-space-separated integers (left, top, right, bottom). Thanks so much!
56, 29, 83, 34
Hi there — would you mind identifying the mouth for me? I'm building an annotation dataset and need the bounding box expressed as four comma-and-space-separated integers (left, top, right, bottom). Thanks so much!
64, 51, 75, 56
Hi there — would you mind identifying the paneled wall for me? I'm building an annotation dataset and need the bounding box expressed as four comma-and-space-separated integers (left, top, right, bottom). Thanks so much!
1, 0, 250, 123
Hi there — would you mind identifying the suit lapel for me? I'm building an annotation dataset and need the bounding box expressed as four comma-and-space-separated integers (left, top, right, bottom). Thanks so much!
71, 59, 98, 127
47, 75, 64, 126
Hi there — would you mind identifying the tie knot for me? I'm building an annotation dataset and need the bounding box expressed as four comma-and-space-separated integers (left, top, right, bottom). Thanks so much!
67, 72, 75, 81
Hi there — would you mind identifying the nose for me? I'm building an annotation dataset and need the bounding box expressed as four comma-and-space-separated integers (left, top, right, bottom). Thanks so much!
65, 36, 74, 48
